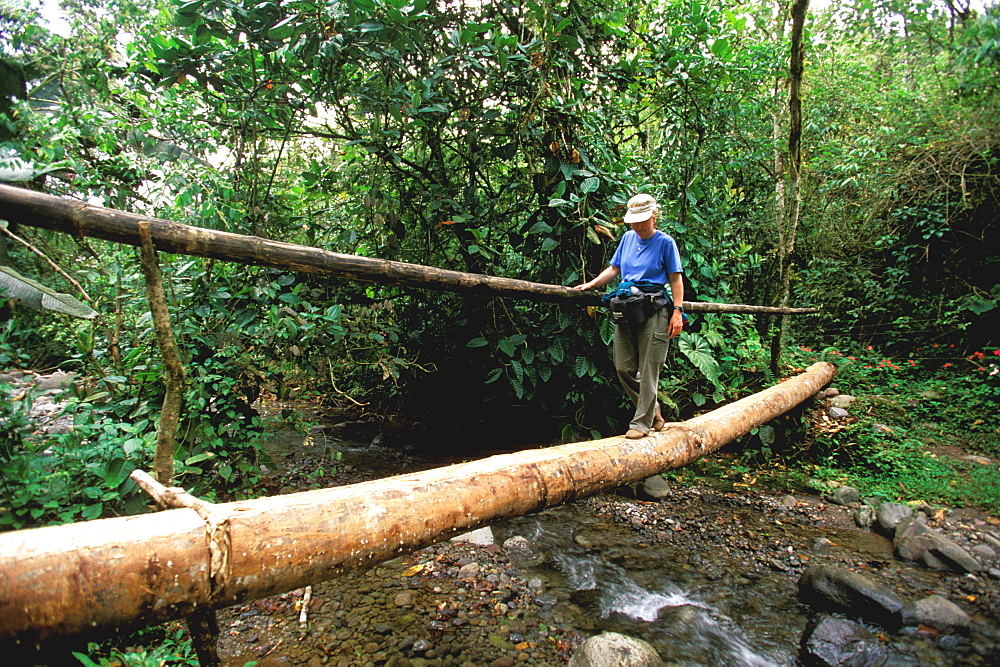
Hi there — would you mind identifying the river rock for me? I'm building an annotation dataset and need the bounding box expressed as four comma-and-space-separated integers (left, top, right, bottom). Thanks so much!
831, 486, 861, 506
982, 532, 1000, 550
638, 475, 671, 500
877, 502, 913, 533
962, 454, 993, 466
451, 527, 494, 546
800, 616, 894, 667
457, 562, 480, 579
824, 388, 840, 397
797, 565, 903, 629
854, 505, 877, 529
503, 536, 532, 553
33, 371, 77, 393
567, 632, 664, 667
781, 495, 798, 508
504, 535, 544, 568
901, 595, 971, 635
894, 517, 981, 573
828, 407, 850, 419
971, 544, 996, 560
829, 394, 856, 409
813, 537, 835, 553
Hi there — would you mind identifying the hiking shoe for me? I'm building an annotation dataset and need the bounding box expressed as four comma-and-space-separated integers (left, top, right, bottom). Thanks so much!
625, 429, 646, 439
652, 412, 665, 431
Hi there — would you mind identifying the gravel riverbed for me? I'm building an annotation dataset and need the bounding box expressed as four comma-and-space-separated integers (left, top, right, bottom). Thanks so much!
216, 446, 1000, 666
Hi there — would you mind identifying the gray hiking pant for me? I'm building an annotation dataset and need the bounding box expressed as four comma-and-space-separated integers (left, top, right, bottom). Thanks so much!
613, 306, 671, 434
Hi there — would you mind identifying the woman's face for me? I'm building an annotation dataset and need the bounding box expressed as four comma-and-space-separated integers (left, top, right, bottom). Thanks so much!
628, 210, 658, 238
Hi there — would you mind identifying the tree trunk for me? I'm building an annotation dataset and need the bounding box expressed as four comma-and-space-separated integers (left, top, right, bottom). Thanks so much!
771, 0, 810, 372
0, 184, 815, 315
0, 362, 835, 646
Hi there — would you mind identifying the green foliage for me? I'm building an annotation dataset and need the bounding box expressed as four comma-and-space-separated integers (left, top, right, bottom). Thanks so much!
0, 319, 31, 367
0, 0, 996, 509
718, 343, 1000, 513
73, 624, 198, 666
0, 389, 152, 529
789, 2, 1000, 356
807, 421, 999, 514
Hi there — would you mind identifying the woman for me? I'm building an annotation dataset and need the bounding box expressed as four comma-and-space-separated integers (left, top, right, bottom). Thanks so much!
575, 194, 685, 439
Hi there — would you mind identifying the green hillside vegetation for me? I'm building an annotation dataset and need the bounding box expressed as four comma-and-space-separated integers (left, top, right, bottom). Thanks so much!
0, 0, 997, 531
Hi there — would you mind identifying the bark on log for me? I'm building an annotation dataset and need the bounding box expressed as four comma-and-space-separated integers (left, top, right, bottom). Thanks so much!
0, 362, 835, 645
0, 184, 816, 314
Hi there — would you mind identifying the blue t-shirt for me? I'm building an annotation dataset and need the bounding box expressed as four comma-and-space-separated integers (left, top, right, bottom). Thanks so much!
610, 230, 683, 285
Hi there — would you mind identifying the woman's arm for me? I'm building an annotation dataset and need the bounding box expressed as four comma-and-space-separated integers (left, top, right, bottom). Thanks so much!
574, 265, 621, 291
666, 271, 684, 338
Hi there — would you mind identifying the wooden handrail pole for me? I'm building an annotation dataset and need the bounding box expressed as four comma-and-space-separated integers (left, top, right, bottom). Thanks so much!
0, 184, 817, 314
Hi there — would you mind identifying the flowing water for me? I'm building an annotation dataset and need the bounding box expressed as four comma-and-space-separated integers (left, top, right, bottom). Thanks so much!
494, 504, 796, 666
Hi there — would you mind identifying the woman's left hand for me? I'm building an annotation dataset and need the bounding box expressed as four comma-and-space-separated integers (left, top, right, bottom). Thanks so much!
667, 309, 684, 338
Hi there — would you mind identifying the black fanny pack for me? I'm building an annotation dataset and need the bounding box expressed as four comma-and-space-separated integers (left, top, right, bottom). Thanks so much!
609, 290, 669, 331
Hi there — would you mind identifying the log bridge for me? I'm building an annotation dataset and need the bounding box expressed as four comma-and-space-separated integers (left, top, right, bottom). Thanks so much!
0, 361, 836, 647
0, 183, 828, 651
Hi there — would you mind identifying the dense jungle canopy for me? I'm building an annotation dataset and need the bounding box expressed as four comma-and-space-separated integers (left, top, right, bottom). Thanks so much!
0, 0, 998, 526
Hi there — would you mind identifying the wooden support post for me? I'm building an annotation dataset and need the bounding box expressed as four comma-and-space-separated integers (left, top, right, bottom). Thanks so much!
186, 609, 220, 666
136, 221, 187, 485
136, 224, 218, 662
0, 362, 836, 647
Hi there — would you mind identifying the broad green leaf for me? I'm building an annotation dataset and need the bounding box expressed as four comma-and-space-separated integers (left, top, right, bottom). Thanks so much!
527, 220, 553, 234
0, 266, 97, 318
467, 337, 489, 348
679, 332, 721, 388
498, 338, 516, 357
0, 157, 72, 182
710, 38, 731, 59
548, 339, 565, 363
123, 438, 145, 455
580, 176, 600, 193
967, 298, 996, 315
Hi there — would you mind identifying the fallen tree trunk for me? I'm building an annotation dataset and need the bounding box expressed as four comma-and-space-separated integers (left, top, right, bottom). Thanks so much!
0, 184, 816, 314
0, 362, 835, 645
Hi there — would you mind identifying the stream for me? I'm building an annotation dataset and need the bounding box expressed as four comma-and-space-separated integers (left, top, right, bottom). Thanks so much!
218, 417, 1000, 666
494, 504, 792, 666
